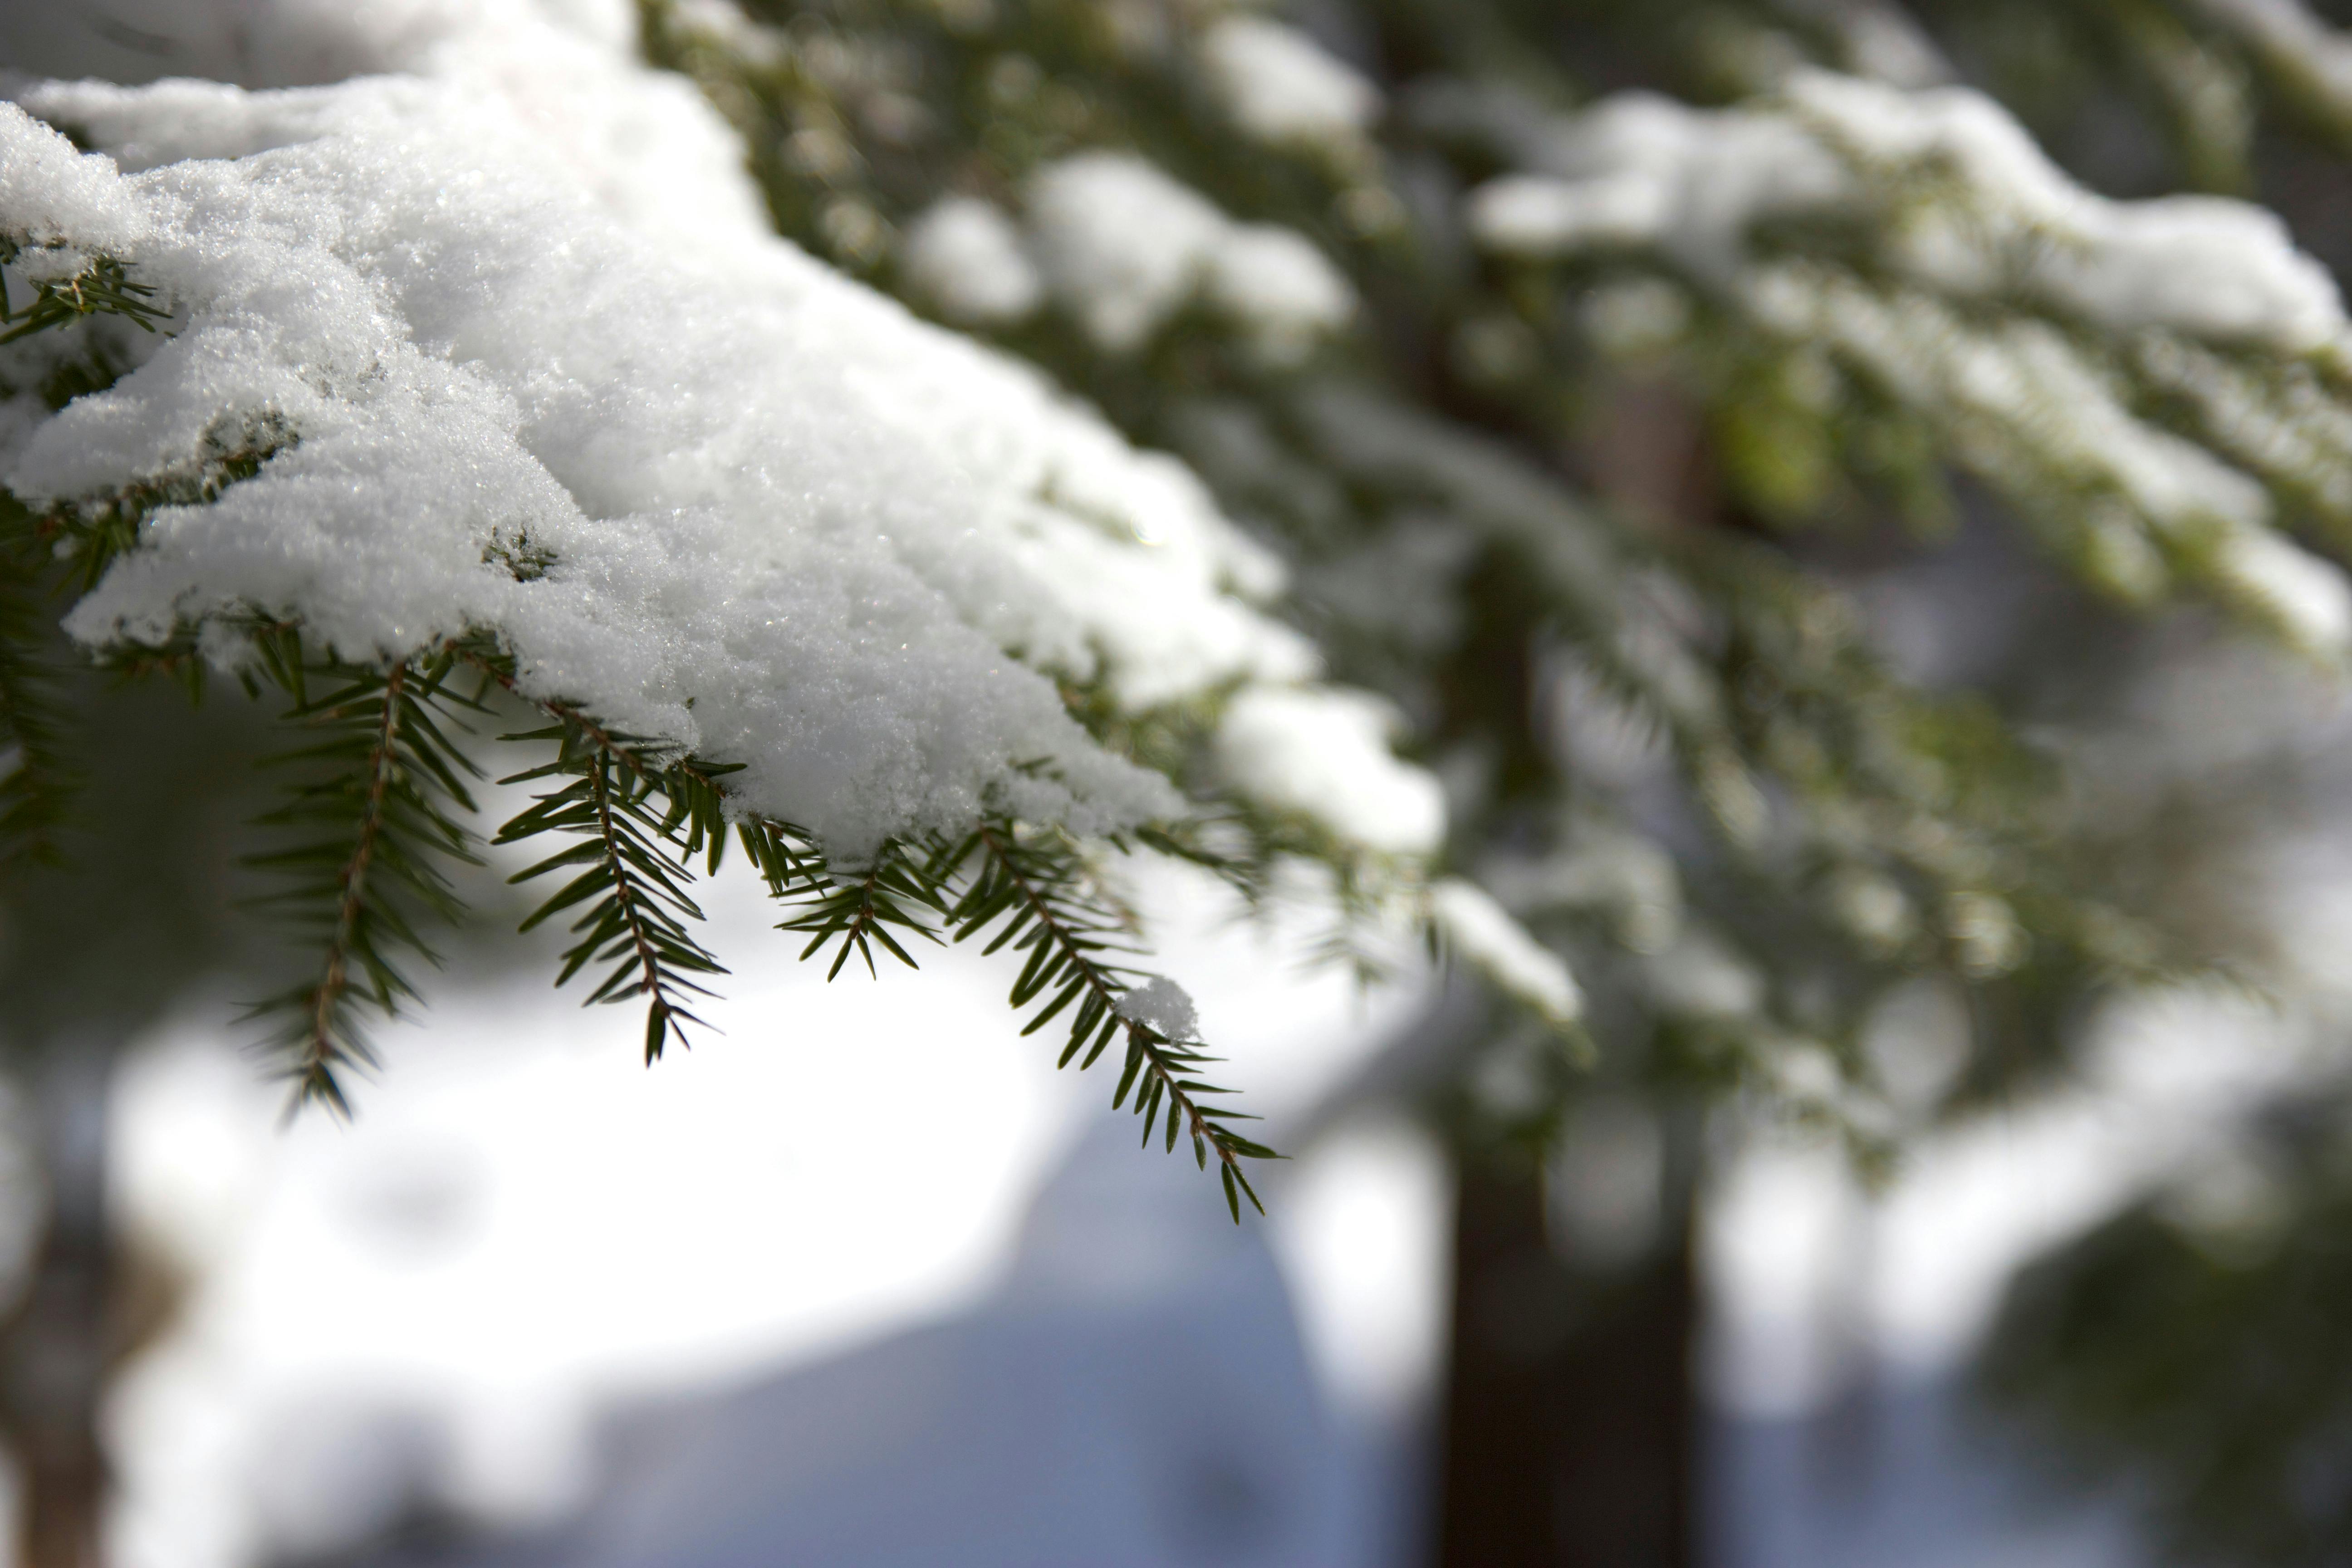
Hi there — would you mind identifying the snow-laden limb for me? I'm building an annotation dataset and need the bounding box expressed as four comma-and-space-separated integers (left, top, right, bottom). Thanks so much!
1213, 686, 1446, 859
902, 162, 1355, 366
0, 42, 1364, 865
1464, 69, 2352, 658
0, 0, 1535, 1149
1469, 71, 2344, 353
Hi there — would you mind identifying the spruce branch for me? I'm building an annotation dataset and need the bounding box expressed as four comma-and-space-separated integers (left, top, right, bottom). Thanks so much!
495, 714, 729, 1063
774, 843, 951, 980
0, 240, 170, 345
448, 644, 1267, 1208
454, 640, 813, 879
951, 822, 1277, 1221
246, 647, 485, 1114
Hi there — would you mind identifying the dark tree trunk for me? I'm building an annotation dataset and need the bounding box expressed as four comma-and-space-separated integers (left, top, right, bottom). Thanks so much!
0, 1055, 117, 1568
1434, 1154, 1700, 1568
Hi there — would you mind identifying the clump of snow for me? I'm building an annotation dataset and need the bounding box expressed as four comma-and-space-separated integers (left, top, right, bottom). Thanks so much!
1026, 153, 1230, 352
1427, 878, 1584, 1028
1465, 95, 1842, 275
0, 2, 1430, 867
0, 101, 152, 256
1197, 17, 1382, 151
1114, 975, 1200, 1041
899, 197, 1044, 326
1214, 687, 1446, 858
1788, 72, 2345, 353
1024, 151, 1354, 359
1201, 223, 1357, 363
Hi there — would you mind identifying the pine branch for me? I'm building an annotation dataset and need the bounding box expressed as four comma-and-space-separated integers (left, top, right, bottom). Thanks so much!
246, 646, 485, 1114
495, 713, 729, 1063
447, 645, 1266, 1210
0, 241, 170, 345
774, 842, 951, 980
950, 822, 1277, 1221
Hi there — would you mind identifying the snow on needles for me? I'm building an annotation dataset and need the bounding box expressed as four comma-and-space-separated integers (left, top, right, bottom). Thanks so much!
0, 0, 1406, 865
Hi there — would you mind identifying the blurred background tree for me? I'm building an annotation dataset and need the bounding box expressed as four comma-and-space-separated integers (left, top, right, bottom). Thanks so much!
634, 0, 2352, 1562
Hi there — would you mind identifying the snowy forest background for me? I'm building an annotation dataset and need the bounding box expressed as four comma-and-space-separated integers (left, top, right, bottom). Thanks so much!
9, 0, 2352, 1564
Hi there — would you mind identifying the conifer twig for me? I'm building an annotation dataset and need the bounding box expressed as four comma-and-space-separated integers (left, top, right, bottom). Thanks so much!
956, 823, 1277, 1220
247, 648, 484, 1114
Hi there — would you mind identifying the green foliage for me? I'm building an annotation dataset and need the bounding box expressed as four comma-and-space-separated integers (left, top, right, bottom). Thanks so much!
635, 0, 2254, 1176
949, 823, 1275, 1219
0, 239, 170, 346
0, 247, 196, 867
496, 713, 731, 1064
775, 844, 950, 980
243, 636, 485, 1115
224, 630, 1282, 1209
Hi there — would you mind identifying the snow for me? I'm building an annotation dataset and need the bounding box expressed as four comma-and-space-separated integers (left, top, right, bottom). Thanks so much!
1025, 151, 1355, 358
1789, 72, 2346, 352
1426, 877, 1584, 1027
1026, 152, 1232, 353
1465, 94, 1843, 275
1113, 975, 1201, 1041
1197, 16, 1382, 151
1469, 70, 2350, 356
0, 102, 151, 257
1202, 222, 1359, 363
1213, 686, 1447, 859
900, 197, 1044, 326
0, 1, 1403, 866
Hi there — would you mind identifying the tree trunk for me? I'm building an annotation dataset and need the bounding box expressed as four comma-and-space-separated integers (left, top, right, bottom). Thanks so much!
0, 1054, 116, 1568
1434, 1153, 1699, 1568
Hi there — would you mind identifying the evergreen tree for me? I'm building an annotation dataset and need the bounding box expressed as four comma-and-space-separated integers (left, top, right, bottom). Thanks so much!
9, 0, 2352, 1563
632, 0, 2352, 1560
